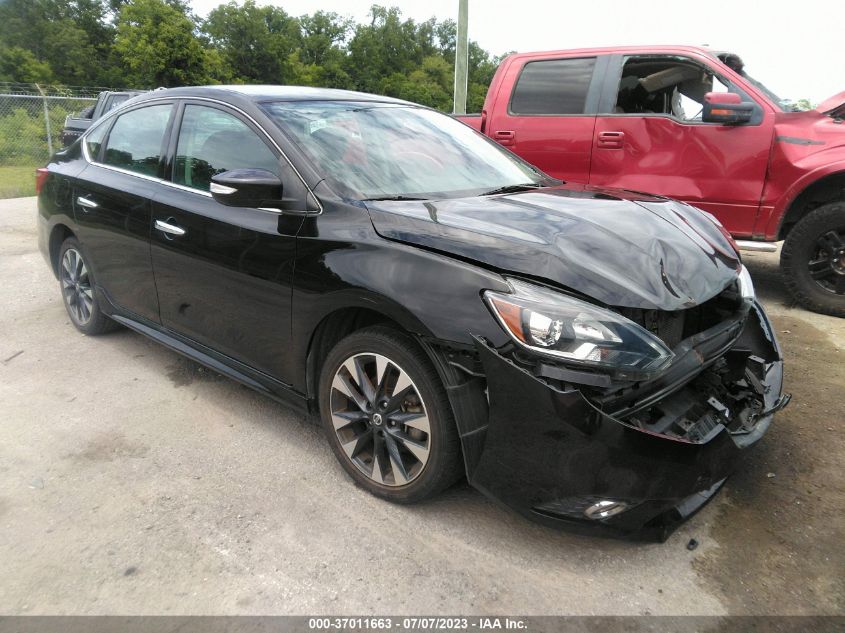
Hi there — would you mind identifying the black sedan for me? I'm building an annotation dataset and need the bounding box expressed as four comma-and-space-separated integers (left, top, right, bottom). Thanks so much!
36, 86, 789, 540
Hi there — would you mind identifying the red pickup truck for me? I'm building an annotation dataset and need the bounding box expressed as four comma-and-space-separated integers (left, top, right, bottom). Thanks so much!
457, 45, 845, 316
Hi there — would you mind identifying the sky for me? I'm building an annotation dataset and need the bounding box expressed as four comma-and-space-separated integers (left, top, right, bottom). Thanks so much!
190, 0, 843, 105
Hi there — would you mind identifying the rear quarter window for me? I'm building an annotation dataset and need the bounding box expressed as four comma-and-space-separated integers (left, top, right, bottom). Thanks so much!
84, 122, 108, 160
510, 57, 597, 115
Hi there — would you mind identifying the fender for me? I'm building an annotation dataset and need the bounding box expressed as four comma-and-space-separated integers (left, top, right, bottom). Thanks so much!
761, 146, 845, 240
288, 222, 513, 394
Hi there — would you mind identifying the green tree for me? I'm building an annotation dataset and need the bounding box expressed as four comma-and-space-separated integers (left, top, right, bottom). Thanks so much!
384, 55, 453, 111
0, 47, 55, 84
0, 0, 505, 113
418, 18, 502, 111
346, 6, 425, 95
203, 0, 301, 83
113, 0, 218, 87
0, 0, 116, 85
298, 11, 352, 66
289, 11, 353, 89
42, 19, 100, 85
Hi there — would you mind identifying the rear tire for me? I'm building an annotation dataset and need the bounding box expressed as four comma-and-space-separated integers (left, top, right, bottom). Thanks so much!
781, 202, 845, 317
58, 237, 118, 335
318, 325, 463, 504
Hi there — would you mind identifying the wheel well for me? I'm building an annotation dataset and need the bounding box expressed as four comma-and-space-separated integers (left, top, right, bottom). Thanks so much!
48, 224, 74, 278
305, 307, 405, 403
779, 172, 845, 240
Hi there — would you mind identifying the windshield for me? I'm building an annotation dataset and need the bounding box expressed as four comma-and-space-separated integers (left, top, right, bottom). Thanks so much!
716, 53, 788, 111
262, 101, 550, 199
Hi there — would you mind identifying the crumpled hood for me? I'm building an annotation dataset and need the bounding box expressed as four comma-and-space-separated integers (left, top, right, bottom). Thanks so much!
365, 184, 740, 311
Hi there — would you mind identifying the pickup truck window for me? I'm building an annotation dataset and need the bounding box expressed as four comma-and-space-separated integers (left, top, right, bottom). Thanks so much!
510, 58, 596, 115
613, 56, 730, 121
104, 94, 132, 114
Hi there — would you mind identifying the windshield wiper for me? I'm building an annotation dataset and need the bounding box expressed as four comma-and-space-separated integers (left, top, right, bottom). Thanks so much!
364, 195, 429, 201
480, 183, 544, 196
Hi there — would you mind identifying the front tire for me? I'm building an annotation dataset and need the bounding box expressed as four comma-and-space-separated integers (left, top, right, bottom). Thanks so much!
318, 325, 463, 504
58, 237, 117, 335
781, 202, 845, 317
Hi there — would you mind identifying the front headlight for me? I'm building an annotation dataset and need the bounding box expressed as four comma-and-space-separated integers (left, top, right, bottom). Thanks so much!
737, 265, 755, 301
484, 279, 674, 378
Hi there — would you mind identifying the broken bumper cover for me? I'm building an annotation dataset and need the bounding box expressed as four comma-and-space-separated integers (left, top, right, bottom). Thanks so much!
464, 300, 787, 541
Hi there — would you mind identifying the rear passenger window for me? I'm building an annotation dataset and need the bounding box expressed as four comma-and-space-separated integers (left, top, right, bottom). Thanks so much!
102, 104, 172, 177
173, 105, 280, 192
510, 58, 596, 115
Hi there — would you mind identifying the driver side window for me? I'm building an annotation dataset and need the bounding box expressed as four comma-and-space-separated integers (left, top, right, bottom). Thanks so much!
613, 56, 731, 122
173, 105, 280, 192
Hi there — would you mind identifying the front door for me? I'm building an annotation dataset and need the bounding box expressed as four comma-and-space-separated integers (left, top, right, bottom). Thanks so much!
589, 54, 774, 237
149, 102, 303, 382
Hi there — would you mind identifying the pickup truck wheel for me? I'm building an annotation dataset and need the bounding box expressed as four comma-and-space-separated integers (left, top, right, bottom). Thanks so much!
318, 325, 463, 504
781, 202, 845, 317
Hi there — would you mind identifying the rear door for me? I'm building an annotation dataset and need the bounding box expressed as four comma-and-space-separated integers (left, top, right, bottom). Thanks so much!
589, 53, 774, 237
485, 55, 606, 182
149, 101, 304, 383
72, 101, 175, 322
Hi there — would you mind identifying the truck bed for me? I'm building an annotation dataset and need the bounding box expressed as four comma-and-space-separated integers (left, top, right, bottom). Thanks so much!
454, 113, 483, 131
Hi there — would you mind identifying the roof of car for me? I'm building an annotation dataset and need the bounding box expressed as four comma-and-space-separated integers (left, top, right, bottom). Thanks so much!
144, 85, 414, 105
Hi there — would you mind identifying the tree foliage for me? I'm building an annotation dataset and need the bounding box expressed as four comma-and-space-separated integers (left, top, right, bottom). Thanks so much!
113, 0, 221, 87
0, 48, 55, 84
0, 0, 500, 111
204, 1, 300, 83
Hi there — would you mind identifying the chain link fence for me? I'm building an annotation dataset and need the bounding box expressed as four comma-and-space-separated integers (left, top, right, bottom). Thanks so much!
0, 83, 105, 198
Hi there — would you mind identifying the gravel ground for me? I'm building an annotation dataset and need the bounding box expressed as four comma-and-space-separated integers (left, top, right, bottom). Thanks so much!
0, 197, 842, 615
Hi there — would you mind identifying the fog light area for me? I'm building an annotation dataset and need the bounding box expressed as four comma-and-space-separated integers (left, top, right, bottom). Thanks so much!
533, 497, 632, 521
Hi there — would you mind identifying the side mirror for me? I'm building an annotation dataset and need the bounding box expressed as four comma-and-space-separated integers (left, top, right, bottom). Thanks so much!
210, 169, 284, 209
702, 92, 754, 125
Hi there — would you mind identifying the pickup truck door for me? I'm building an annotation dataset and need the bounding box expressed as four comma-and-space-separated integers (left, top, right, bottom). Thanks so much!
486, 55, 606, 183
588, 54, 774, 237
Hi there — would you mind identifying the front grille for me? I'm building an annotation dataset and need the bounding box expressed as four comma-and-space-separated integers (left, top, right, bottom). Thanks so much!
616, 281, 743, 350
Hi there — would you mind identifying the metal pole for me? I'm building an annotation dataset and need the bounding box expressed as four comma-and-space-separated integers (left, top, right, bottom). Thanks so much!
36, 83, 53, 156
453, 0, 468, 114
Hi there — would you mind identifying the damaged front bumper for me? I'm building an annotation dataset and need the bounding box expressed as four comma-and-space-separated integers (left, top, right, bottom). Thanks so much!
446, 300, 788, 541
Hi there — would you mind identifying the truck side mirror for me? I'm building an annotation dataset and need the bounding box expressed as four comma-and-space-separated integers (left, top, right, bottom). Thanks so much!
702, 92, 754, 125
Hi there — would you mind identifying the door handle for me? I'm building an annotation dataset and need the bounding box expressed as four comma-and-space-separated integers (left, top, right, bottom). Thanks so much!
493, 130, 515, 146
154, 219, 186, 238
597, 131, 625, 149
76, 196, 98, 210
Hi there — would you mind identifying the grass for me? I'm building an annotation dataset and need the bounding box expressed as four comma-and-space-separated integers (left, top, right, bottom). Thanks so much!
0, 164, 38, 199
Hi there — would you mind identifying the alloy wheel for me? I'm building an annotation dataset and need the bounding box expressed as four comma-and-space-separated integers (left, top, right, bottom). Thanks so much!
807, 229, 845, 295
329, 353, 431, 486
61, 248, 93, 325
